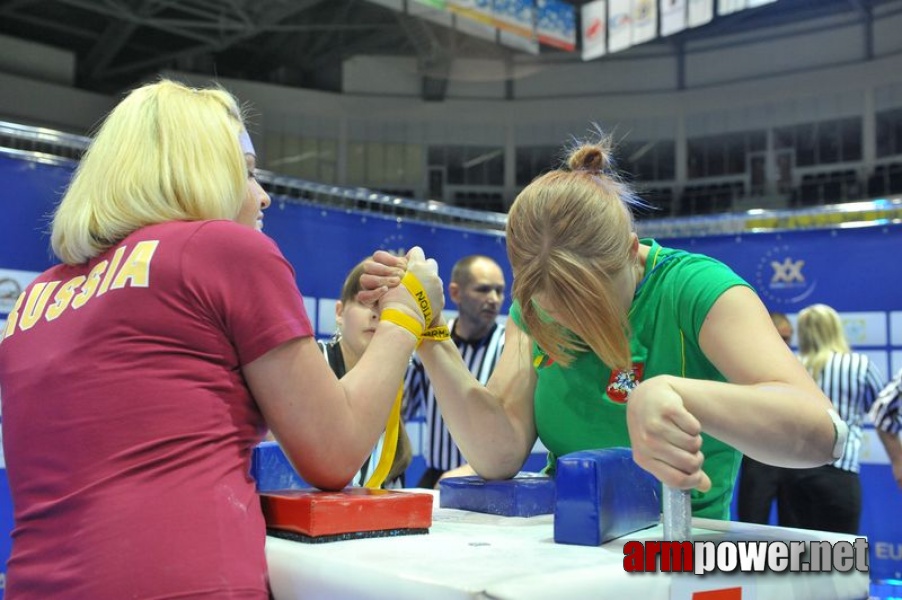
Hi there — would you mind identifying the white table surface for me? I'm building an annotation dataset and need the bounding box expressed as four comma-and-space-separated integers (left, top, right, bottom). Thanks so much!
266, 491, 869, 600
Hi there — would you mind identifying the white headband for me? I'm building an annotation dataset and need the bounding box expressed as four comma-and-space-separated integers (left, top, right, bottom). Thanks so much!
238, 129, 256, 157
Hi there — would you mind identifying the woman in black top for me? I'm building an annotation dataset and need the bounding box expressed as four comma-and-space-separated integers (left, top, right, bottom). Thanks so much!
319, 260, 412, 488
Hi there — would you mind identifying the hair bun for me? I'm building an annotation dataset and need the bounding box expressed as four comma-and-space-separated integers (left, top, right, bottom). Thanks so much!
567, 143, 612, 174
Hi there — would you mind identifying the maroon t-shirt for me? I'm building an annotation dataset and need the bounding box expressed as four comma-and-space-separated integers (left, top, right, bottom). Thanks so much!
0, 220, 313, 598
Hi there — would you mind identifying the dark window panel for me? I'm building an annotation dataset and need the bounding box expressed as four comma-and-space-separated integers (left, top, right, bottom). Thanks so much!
892, 110, 902, 158
427, 146, 445, 166
535, 146, 561, 177
749, 131, 767, 153
796, 123, 816, 167
658, 141, 675, 180
841, 118, 862, 161
638, 145, 654, 179
774, 127, 794, 150
687, 140, 704, 179
446, 146, 465, 184
876, 113, 893, 158
515, 148, 533, 186
485, 153, 504, 186
707, 139, 725, 176
818, 120, 840, 164
726, 134, 745, 174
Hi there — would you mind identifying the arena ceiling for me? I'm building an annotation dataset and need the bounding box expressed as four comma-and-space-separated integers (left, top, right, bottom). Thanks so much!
0, 0, 894, 100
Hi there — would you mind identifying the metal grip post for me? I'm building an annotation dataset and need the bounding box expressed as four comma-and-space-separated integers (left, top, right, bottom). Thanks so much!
662, 486, 692, 540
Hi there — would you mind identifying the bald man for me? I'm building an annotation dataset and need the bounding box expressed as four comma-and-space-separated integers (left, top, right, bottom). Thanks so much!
404, 255, 507, 489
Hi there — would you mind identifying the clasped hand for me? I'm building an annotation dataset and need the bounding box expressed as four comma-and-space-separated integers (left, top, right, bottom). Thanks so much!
358, 247, 444, 329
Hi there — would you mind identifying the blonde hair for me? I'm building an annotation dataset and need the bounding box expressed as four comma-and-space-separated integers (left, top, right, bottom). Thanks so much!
797, 304, 851, 382
507, 134, 640, 369
51, 79, 249, 264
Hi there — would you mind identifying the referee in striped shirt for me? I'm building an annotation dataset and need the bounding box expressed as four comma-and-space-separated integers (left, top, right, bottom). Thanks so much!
782, 304, 902, 534
404, 255, 506, 489
872, 368, 902, 489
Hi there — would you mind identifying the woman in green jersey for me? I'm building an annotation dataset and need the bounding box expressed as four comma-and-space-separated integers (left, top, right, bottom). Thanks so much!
362, 135, 843, 518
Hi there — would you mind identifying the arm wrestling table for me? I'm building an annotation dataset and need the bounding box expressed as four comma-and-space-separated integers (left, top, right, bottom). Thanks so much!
265, 491, 869, 600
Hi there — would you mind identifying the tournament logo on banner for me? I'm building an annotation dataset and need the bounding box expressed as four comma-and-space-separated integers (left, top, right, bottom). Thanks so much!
449, 0, 494, 25
495, 0, 540, 53
631, 0, 657, 45
581, 0, 607, 61
607, 0, 633, 53
449, 0, 495, 41
753, 243, 818, 306
536, 0, 576, 51
660, 0, 687, 37
492, 0, 534, 39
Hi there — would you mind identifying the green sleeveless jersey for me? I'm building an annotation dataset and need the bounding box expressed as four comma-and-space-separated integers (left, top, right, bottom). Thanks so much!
510, 239, 752, 519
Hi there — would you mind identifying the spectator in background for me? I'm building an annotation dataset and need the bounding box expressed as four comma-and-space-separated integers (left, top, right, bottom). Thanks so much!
781, 303, 898, 533
318, 260, 412, 488
771, 311, 793, 345
736, 311, 795, 525
0, 78, 444, 598
363, 133, 843, 519
405, 255, 506, 489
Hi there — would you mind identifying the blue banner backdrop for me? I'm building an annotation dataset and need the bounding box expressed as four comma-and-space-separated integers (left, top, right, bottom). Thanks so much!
0, 157, 75, 273
661, 228, 897, 313
0, 152, 900, 584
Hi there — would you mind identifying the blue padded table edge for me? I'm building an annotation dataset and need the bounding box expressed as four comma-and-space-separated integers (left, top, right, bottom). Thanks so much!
251, 441, 311, 492
439, 473, 556, 517
554, 447, 660, 546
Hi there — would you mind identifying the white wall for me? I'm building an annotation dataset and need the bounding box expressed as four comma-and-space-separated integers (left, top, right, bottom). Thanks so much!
684, 14, 866, 87
0, 71, 114, 134
343, 56, 421, 96
0, 33, 74, 86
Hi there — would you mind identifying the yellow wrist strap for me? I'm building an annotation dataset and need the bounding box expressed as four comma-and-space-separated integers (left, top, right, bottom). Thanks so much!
421, 325, 451, 342
380, 308, 423, 339
365, 274, 448, 488
363, 384, 402, 489
400, 271, 433, 327
381, 269, 451, 343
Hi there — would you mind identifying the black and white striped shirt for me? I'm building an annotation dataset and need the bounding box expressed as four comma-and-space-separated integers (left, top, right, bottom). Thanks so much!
404, 318, 505, 471
814, 352, 886, 472
871, 368, 902, 436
